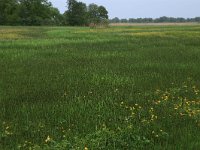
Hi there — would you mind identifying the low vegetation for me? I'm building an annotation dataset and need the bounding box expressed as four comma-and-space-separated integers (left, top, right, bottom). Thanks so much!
0, 25, 200, 149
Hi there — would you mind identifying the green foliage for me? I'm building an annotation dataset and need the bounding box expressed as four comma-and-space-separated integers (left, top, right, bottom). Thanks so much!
98, 6, 108, 20
88, 4, 109, 27
0, 26, 200, 149
0, 0, 20, 25
0, 0, 65, 25
66, 0, 88, 26
18, 0, 53, 25
0, 0, 109, 26
88, 4, 100, 25
110, 16, 200, 23
66, 1, 109, 26
31, 126, 151, 150
48, 7, 65, 26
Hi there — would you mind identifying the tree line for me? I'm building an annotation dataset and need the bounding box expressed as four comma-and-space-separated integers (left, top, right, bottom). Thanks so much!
0, 0, 108, 26
110, 16, 200, 23
1, 0, 200, 26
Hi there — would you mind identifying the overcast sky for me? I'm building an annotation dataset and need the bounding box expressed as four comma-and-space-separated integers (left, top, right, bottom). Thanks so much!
50, 0, 200, 19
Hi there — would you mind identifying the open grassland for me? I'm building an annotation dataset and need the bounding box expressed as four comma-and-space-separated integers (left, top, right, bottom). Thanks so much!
0, 25, 200, 149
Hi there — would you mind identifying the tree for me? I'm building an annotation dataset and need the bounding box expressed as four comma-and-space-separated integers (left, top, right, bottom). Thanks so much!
66, 0, 76, 24
18, 0, 53, 25
0, 0, 19, 25
194, 17, 200, 22
88, 4, 109, 26
98, 6, 108, 20
67, 0, 76, 12
0, 0, 109, 26
88, 4, 99, 25
66, 0, 87, 26
73, 2, 88, 26
121, 19, 128, 23
111, 17, 120, 23
49, 7, 65, 25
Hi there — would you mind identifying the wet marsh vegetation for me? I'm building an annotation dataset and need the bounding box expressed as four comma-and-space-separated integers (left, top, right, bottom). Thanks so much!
0, 25, 200, 149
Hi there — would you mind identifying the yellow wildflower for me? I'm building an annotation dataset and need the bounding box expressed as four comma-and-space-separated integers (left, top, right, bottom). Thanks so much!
45, 136, 52, 143
84, 147, 88, 150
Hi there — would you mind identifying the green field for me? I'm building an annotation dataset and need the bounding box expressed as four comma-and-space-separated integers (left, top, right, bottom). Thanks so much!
0, 25, 200, 149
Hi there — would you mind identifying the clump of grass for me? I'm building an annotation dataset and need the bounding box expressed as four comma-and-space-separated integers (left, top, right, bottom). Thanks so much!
16, 80, 200, 149
1, 25, 200, 149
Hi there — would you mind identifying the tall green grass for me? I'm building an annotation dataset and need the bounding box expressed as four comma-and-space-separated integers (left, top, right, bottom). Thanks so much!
0, 25, 200, 149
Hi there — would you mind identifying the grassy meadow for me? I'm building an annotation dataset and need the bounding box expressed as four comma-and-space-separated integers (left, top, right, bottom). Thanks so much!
0, 25, 200, 149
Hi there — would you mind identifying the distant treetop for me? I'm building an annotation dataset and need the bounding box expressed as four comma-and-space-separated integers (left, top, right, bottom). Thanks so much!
110, 16, 200, 23
0, 0, 199, 26
66, 0, 109, 26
